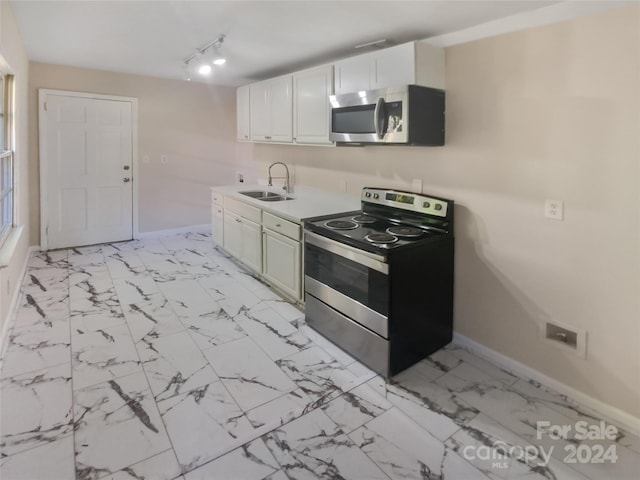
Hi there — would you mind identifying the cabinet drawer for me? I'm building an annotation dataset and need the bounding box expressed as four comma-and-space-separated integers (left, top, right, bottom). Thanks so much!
263, 212, 300, 241
211, 191, 224, 206
224, 196, 262, 223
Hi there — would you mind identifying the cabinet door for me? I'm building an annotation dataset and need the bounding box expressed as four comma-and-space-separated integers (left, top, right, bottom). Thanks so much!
373, 43, 416, 90
223, 210, 242, 258
269, 76, 293, 143
237, 85, 251, 141
250, 81, 270, 141
293, 66, 333, 144
263, 229, 301, 300
241, 219, 263, 273
211, 203, 224, 245
334, 54, 372, 95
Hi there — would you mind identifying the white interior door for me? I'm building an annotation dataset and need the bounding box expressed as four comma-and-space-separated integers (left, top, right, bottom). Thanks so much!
41, 92, 134, 249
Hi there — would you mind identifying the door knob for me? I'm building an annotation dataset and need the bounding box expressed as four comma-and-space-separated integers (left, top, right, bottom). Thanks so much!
123, 178, 131, 183
123, 165, 130, 170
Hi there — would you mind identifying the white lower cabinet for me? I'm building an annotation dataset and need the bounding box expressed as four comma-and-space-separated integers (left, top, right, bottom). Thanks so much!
222, 209, 262, 273
263, 229, 301, 300
241, 218, 263, 273
222, 210, 243, 258
213, 193, 303, 302
212, 204, 224, 245
212, 192, 224, 245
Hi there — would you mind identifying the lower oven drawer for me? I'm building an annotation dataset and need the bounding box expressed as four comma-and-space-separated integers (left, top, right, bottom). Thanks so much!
305, 276, 388, 338
305, 294, 389, 377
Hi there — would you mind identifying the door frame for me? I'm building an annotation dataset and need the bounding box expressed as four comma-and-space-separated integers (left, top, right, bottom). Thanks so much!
38, 89, 139, 250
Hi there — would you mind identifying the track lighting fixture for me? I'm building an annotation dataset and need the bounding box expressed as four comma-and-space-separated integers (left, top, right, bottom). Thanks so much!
183, 34, 226, 80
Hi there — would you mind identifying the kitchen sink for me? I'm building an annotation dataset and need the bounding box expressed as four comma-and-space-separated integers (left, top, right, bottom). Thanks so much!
240, 190, 280, 198
259, 196, 293, 202
239, 190, 293, 202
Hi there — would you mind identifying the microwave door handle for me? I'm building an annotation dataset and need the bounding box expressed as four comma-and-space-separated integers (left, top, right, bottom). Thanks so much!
374, 97, 386, 139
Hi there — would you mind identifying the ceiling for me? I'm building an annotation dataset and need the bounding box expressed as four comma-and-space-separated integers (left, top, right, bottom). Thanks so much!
8, 0, 627, 86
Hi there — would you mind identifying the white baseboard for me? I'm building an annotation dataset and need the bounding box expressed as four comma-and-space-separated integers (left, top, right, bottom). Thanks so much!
134, 224, 211, 240
453, 332, 640, 437
0, 246, 40, 358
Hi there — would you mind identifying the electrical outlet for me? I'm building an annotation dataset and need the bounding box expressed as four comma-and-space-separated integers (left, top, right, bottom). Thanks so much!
160, 155, 168, 164
545, 199, 564, 221
540, 320, 586, 358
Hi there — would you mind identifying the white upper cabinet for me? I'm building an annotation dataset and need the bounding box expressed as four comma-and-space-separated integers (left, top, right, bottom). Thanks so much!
334, 54, 372, 94
237, 41, 444, 145
249, 81, 270, 140
293, 65, 334, 145
334, 41, 445, 95
250, 75, 293, 143
373, 42, 416, 89
269, 76, 293, 142
236, 85, 251, 141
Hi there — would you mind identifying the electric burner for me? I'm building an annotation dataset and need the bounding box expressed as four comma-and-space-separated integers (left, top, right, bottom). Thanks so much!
386, 225, 424, 238
352, 215, 376, 224
365, 233, 398, 244
325, 220, 358, 230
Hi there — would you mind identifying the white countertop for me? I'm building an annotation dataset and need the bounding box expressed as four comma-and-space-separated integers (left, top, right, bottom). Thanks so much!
211, 184, 361, 223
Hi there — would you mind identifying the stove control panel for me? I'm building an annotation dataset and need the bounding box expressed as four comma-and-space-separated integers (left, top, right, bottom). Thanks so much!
361, 188, 449, 217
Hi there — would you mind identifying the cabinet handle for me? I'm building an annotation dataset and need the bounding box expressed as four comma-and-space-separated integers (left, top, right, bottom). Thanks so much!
235, 218, 241, 223
275, 224, 281, 227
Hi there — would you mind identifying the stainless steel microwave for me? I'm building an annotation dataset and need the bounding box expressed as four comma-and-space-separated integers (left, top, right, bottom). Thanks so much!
329, 85, 445, 146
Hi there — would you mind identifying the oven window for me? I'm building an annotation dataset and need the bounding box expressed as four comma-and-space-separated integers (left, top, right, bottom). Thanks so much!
305, 242, 388, 316
332, 105, 375, 134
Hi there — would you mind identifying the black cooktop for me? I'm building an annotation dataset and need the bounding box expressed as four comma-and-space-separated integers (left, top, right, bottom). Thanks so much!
304, 188, 454, 256
305, 211, 447, 255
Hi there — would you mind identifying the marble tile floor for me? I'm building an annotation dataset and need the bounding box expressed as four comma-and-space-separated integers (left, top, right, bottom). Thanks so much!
1, 232, 638, 480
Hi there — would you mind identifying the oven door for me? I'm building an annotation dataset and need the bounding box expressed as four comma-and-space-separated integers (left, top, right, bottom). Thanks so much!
304, 231, 389, 338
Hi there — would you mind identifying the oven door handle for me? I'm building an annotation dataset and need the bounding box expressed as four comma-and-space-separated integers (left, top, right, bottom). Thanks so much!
304, 231, 389, 274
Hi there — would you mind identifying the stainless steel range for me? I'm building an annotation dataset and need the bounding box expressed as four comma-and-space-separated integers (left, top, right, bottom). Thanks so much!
304, 187, 454, 377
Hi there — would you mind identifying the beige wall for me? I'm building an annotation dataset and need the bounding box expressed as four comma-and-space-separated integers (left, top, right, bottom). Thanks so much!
28, 63, 251, 237
251, 6, 640, 419
0, 2, 31, 338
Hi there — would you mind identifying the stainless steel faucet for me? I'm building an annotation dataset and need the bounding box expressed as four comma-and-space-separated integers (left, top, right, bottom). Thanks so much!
267, 162, 293, 194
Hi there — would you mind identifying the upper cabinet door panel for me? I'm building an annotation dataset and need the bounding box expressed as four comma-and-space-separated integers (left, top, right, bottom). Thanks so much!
373, 43, 416, 90
250, 81, 270, 141
293, 65, 333, 144
237, 85, 251, 141
334, 54, 372, 95
269, 75, 293, 143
